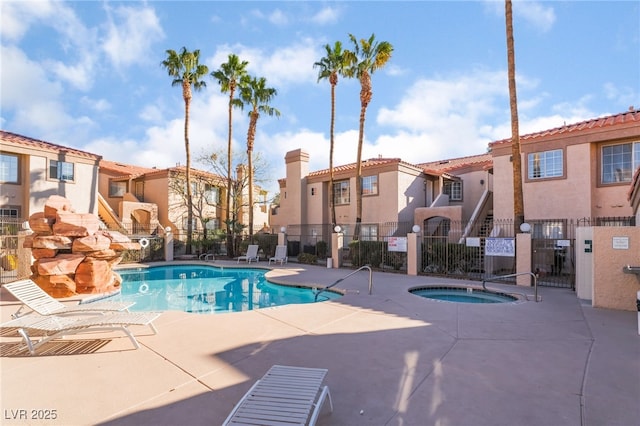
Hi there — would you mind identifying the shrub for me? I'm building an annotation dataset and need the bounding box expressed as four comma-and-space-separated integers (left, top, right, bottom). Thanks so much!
316, 240, 328, 259
297, 252, 318, 264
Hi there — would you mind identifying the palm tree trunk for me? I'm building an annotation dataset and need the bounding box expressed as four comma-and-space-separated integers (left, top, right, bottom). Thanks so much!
247, 111, 258, 237
183, 81, 193, 254
354, 72, 372, 240
226, 90, 234, 257
329, 78, 337, 227
506, 0, 525, 229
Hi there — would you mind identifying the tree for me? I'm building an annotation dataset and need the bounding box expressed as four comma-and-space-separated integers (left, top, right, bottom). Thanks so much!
239, 75, 280, 237
211, 54, 249, 256
314, 41, 348, 228
344, 34, 393, 239
161, 47, 209, 254
505, 0, 525, 229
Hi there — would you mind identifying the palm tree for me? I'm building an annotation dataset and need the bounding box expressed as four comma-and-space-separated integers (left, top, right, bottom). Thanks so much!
211, 54, 249, 257
161, 47, 209, 254
505, 0, 525, 229
314, 41, 348, 228
239, 75, 280, 237
344, 33, 393, 239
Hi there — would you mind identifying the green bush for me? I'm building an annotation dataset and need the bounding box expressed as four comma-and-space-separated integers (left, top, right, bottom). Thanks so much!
297, 252, 318, 264
316, 240, 328, 259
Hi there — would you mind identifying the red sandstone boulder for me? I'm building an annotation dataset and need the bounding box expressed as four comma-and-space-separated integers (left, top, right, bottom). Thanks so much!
53, 212, 101, 237
83, 249, 119, 260
31, 248, 58, 260
32, 235, 73, 249
28, 212, 53, 234
37, 253, 85, 276
75, 258, 113, 293
44, 195, 74, 220
72, 234, 112, 252
98, 230, 130, 243
109, 241, 141, 251
33, 274, 77, 298
22, 234, 34, 248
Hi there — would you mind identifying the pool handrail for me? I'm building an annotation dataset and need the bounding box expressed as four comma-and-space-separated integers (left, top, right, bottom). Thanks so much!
314, 265, 373, 301
482, 271, 539, 302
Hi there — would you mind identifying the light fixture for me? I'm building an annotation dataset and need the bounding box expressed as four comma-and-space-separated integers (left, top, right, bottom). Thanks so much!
519, 222, 531, 233
164, 226, 172, 233
22, 221, 31, 230
280, 226, 286, 233
412, 225, 421, 233
334, 225, 342, 233
480, 179, 485, 185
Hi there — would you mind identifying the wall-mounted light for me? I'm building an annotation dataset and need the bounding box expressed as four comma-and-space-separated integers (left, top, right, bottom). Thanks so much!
334, 225, 342, 233
519, 222, 531, 233
412, 225, 421, 233
280, 226, 286, 233
480, 179, 485, 185
22, 221, 31, 231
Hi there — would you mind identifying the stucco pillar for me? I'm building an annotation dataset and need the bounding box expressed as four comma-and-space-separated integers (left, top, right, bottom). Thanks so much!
516, 233, 532, 286
407, 232, 420, 276
164, 230, 174, 261
278, 231, 287, 246
17, 230, 33, 279
331, 232, 343, 268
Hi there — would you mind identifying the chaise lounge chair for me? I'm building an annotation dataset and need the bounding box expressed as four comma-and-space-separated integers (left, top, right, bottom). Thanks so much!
237, 244, 259, 263
0, 311, 161, 355
2, 279, 134, 319
223, 364, 333, 426
269, 245, 288, 265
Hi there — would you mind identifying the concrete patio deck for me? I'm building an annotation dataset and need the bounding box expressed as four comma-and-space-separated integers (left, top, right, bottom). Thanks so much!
1, 260, 639, 426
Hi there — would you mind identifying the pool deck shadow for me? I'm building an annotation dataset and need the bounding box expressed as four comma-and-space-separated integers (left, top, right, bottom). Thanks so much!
1, 260, 639, 425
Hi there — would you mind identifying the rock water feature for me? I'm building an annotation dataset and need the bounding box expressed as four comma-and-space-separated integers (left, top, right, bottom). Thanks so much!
23, 195, 140, 298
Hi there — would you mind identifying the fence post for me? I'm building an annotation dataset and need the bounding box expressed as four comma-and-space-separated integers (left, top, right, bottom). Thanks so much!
331, 230, 343, 268
407, 225, 421, 276
516, 232, 532, 286
164, 228, 174, 261
17, 230, 33, 280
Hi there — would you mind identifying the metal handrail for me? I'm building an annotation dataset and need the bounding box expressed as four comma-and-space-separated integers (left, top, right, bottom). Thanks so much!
482, 271, 539, 302
314, 265, 373, 301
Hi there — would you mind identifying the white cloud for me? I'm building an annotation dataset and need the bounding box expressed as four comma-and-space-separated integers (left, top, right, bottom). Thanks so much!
483, 0, 555, 33
102, 4, 165, 70
0, 0, 55, 41
310, 6, 341, 25
268, 9, 289, 26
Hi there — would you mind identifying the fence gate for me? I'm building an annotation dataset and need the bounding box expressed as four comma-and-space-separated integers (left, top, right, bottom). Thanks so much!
531, 237, 575, 289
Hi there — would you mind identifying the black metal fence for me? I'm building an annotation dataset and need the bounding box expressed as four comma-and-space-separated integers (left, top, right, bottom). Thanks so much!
0, 218, 23, 283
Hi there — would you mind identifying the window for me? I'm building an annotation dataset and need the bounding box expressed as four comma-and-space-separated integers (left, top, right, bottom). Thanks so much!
49, 160, 74, 181
0, 154, 19, 183
360, 224, 378, 241
204, 184, 219, 204
362, 175, 378, 195
528, 149, 563, 179
333, 180, 350, 205
182, 216, 198, 230
109, 181, 127, 197
0, 207, 19, 218
443, 180, 462, 201
601, 141, 640, 183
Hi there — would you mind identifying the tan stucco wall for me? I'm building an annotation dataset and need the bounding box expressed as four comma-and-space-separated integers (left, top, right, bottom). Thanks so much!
591, 226, 640, 311
27, 155, 99, 215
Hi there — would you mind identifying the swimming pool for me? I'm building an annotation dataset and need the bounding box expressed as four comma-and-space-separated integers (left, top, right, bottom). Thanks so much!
410, 286, 519, 304
115, 264, 341, 314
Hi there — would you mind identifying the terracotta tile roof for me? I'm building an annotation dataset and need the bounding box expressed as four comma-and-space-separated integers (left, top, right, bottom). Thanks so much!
490, 110, 640, 147
1, 130, 101, 160
416, 153, 493, 174
308, 157, 418, 177
99, 159, 159, 178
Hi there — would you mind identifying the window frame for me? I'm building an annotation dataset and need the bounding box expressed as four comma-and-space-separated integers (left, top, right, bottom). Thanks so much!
361, 175, 379, 196
49, 159, 75, 182
527, 149, 564, 180
443, 180, 463, 201
600, 141, 640, 184
109, 180, 127, 197
333, 180, 350, 205
0, 153, 20, 184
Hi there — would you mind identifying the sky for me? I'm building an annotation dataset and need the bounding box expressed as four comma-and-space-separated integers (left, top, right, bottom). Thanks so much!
1, 0, 639, 198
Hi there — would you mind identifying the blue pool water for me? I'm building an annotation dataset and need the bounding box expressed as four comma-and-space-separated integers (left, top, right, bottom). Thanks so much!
410, 286, 518, 304
115, 265, 340, 314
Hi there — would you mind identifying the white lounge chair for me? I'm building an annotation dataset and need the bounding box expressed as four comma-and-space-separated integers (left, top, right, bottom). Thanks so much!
223, 365, 332, 426
269, 245, 288, 265
199, 252, 215, 261
237, 244, 259, 263
0, 311, 161, 355
3, 279, 134, 318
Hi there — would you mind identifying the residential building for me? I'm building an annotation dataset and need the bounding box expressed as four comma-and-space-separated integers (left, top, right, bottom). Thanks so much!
1, 130, 101, 219
489, 109, 639, 225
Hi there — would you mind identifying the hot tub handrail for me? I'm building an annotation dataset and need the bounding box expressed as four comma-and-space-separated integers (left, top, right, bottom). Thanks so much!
482, 271, 539, 302
314, 265, 373, 301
